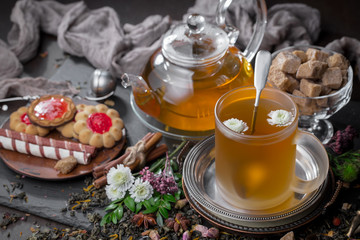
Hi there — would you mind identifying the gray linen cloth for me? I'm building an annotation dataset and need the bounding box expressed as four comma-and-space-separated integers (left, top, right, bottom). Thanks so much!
0, 0, 359, 99
326, 37, 360, 77
187, 0, 320, 52
0, 77, 78, 99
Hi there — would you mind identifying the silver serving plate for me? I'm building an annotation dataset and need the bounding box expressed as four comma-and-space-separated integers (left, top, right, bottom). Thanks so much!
183, 135, 335, 234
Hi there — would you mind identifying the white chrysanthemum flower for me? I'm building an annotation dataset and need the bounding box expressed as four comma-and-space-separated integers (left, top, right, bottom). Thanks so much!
267, 109, 294, 126
105, 184, 126, 201
107, 164, 134, 192
223, 118, 248, 133
129, 178, 153, 203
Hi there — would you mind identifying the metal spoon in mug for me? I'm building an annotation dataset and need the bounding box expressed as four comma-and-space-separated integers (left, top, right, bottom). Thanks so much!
85, 69, 117, 101
250, 50, 272, 135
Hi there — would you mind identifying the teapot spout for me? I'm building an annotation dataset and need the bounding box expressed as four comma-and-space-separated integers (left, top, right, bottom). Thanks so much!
121, 73, 161, 118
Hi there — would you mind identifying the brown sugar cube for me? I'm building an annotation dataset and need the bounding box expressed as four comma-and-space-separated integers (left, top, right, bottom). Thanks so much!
268, 67, 296, 92
287, 77, 300, 93
306, 48, 329, 62
292, 50, 307, 63
341, 69, 348, 78
300, 79, 322, 97
292, 89, 310, 107
316, 97, 328, 107
327, 53, 349, 70
321, 67, 343, 89
340, 77, 348, 88
292, 90, 317, 115
272, 51, 301, 74
320, 85, 332, 95
301, 100, 319, 115
54, 156, 78, 174
296, 61, 327, 79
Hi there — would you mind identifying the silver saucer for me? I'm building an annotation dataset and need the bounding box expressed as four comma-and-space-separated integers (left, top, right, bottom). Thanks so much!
183, 135, 335, 234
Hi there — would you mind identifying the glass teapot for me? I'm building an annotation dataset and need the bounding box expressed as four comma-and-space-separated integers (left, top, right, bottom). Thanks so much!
122, 0, 267, 134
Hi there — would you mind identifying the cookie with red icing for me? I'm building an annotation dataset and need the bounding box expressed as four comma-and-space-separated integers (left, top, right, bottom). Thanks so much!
9, 106, 50, 137
27, 95, 76, 128
73, 104, 124, 148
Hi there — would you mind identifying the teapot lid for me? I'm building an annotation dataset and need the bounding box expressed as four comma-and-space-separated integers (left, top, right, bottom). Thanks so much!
162, 14, 229, 67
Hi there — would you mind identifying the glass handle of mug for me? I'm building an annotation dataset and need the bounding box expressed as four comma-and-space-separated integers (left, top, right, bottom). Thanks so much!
216, 0, 267, 62
291, 131, 329, 194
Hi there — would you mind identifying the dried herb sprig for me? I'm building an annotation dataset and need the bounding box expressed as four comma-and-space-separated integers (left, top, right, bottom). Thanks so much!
329, 150, 360, 182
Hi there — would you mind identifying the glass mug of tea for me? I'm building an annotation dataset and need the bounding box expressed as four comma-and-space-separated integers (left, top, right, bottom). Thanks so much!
215, 86, 329, 210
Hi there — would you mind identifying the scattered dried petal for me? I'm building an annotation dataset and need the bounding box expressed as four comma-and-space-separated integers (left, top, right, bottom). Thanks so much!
280, 231, 294, 240
182, 230, 191, 240
194, 224, 208, 236
332, 216, 341, 226
342, 203, 352, 210
326, 230, 334, 237
175, 199, 188, 209
149, 230, 160, 240
205, 228, 219, 238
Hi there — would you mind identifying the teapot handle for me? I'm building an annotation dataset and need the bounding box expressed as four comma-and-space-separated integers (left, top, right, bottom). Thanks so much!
216, 0, 267, 62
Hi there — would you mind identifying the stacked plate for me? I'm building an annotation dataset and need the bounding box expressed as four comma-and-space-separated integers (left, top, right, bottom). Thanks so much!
182, 135, 337, 234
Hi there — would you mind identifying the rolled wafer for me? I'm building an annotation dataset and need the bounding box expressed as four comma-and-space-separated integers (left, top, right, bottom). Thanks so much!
0, 128, 96, 165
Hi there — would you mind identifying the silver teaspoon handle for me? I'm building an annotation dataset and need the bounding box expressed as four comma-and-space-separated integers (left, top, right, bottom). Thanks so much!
250, 50, 271, 135
0, 95, 40, 103
254, 50, 271, 107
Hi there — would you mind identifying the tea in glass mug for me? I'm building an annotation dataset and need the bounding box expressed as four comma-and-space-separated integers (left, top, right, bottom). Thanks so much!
215, 87, 329, 210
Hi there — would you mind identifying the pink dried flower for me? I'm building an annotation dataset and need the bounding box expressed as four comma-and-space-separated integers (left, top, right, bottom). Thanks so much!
140, 155, 178, 195
327, 125, 358, 154
206, 228, 219, 238
194, 225, 219, 238
182, 230, 191, 240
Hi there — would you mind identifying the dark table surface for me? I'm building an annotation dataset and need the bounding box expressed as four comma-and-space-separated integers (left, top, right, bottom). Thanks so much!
1, 0, 360, 239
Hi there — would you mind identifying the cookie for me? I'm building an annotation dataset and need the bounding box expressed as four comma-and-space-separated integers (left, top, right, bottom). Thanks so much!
9, 106, 50, 137
27, 95, 76, 128
73, 104, 124, 148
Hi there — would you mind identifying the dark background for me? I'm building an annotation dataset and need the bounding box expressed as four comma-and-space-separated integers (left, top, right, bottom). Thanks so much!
0, 0, 360, 239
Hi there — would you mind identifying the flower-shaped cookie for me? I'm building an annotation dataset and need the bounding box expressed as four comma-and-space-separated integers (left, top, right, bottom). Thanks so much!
9, 106, 50, 136
56, 104, 86, 138
73, 104, 124, 148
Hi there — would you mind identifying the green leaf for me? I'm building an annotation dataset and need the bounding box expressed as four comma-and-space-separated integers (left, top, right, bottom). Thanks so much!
143, 199, 152, 209
161, 200, 171, 210
111, 213, 118, 224
155, 168, 163, 175
153, 191, 161, 198
100, 212, 112, 226
135, 202, 143, 213
173, 172, 182, 179
170, 159, 179, 172
163, 194, 176, 203
159, 207, 169, 219
174, 190, 181, 200
142, 205, 158, 214
149, 197, 156, 206
124, 196, 136, 212
114, 205, 124, 221
154, 200, 161, 208
105, 203, 118, 211
156, 212, 164, 227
